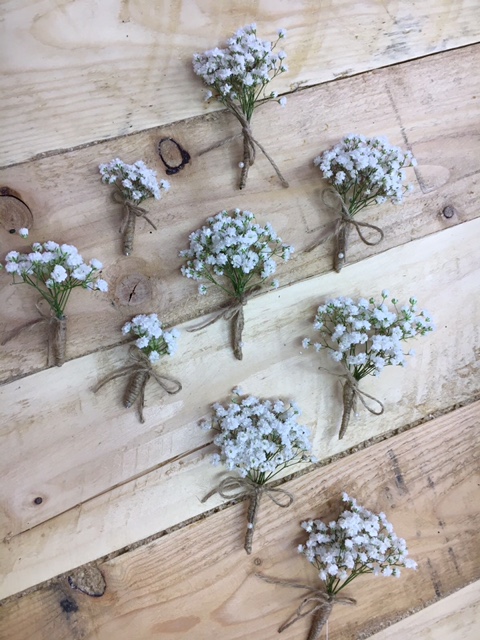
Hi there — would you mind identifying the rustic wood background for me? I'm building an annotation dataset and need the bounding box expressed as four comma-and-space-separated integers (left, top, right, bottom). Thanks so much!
1, 1, 479, 638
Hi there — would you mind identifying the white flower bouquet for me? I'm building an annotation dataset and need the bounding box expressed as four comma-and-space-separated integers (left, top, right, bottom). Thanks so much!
294, 493, 417, 639
193, 24, 289, 189
180, 208, 293, 360
303, 291, 434, 438
93, 313, 181, 423
99, 158, 170, 256
2, 241, 107, 366
201, 390, 315, 554
312, 134, 417, 271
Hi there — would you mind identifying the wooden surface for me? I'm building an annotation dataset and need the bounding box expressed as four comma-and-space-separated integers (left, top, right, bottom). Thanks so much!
1, 2, 480, 636
1, 401, 478, 639
2, 0, 480, 167
2, 216, 480, 599
369, 581, 480, 640
1, 45, 479, 383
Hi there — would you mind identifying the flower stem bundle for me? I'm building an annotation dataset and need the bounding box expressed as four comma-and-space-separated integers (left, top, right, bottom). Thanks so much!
93, 314, 182, 423
180, 209, 293, 360
193, 24, 289, 190
303, 291, 434, 438
201, 390, 315, 554
99, 158, 170, 256
311, 134, 417, 271
1, 241, 108, 366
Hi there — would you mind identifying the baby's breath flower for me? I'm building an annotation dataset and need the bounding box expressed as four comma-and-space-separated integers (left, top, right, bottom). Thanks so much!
304, 292, 434, 437
299, 493, 417, 596
193, 25, 288, 189
203, 392, 314, 483
180, 210, 293, 359
122, 314, 179, 363
18, 228, 29, 238
2, 241, 107, 318
314, 134, 416, 214
99, 158, 169, 204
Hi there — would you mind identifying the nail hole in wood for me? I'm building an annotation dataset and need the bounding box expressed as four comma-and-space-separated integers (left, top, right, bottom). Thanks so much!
442, 205, 456, 219
60, 598, 78, 614
33, 497, 43, 505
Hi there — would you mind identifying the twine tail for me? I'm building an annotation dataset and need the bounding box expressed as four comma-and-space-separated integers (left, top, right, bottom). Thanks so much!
334, 224, 349, 273
232, 305, 245, 361
48, 316, 67, 367
244, 489, 261, 555
123, 207, 136, 256
307, 603, 333, 640
339, 379, 356, 439
250, 135, 289, 189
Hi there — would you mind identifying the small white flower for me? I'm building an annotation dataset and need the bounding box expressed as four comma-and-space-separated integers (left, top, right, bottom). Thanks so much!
18, 228, 29, 238
95, 279, 108, 292
279, 97, 287, 107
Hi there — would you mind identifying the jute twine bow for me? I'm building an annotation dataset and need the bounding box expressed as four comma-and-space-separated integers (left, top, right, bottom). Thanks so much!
202, 476, 294, 554
92, 346, 182, 424
187, 287, 260, 361
112, 190, 157, 256
1, 299, 67, 367
198, 99, 288, 190
256, 573, 356, 640
306, 188, 384, 272
320, 365, 384, 439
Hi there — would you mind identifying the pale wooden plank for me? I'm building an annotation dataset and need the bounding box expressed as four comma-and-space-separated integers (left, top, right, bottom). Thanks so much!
1, 46, 479, 383
2, 1, 479, 166
369, 581, 480, 640
1, 218, 479, 598
0, 401, 478, 638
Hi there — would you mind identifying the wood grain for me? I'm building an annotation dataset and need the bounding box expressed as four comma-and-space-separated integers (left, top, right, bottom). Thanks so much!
2, 0, 479, 167
1, 46, 479, 383
1, 400, 478, 639
369, 581, 480, 640
1, 217, 479, 599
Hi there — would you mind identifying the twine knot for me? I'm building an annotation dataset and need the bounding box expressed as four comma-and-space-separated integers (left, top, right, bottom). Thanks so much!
256, 573, 356, 638
92, 345, 182, 423
202, 476, 294, 554
306, 188, 384, 271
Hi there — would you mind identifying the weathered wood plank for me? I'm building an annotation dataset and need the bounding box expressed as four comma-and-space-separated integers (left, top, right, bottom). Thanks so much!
1, 218, 479, 599
2, 0, 479, 167
1, 45, 479, 383
1, 401, 478, 638
369, 581, 480, 640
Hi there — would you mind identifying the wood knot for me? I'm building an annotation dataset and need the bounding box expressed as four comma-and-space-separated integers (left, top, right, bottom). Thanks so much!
0, 187, 33, 233
114, 273, 152, 306
68, 565, 106, 597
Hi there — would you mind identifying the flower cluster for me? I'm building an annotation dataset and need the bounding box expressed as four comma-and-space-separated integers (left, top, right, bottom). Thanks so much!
298, 493, 417, 595
3, 241, 108, 318
193, 24, 288, 117
303, 291, 434, 379
122, 313, 180, 363
180, 209, 293, 297
314, 134, 417, 214
201, 390, 314, 484
99, 158, 170, 204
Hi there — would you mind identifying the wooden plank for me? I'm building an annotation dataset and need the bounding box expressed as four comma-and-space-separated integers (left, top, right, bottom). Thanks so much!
1, 218, 479, 598
1, 45, 479, 382
1, 400, 478, 638
369, 581, 480, 639
2, 1, 479, 167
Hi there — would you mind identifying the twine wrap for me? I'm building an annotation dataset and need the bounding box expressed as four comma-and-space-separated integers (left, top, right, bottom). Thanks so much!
187, 287, 260, 360
1, 301, 67, 367
306, 189, 384, 272
199, 99, 288, 190
92, 346, 182, 424
112, 191, 157, 256
256, 573, 356, 640
321, 365, 384, 439
202, 476, 294, 555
